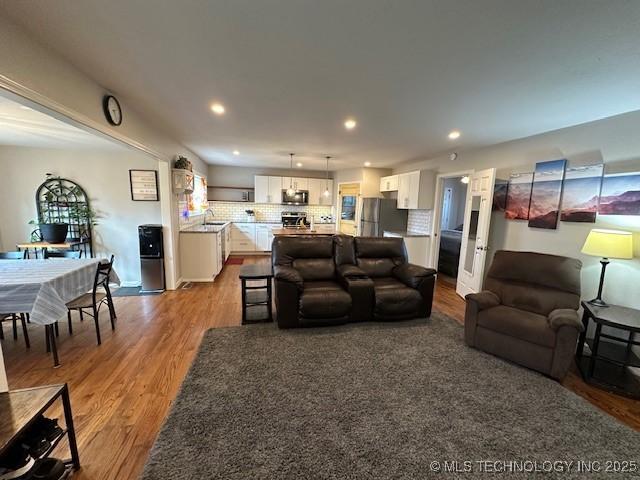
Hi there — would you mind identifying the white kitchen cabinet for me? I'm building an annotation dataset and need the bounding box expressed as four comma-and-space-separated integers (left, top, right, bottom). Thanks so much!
254, 176, 283, 204
224, 225, 231, 261
281, 177, 308, 191
380, 175, 399, 192
231, 223, 256, 251
179, 232, 222, 282
308, 178, 334, 205
254, 176, 269, 203
397, 170, 435, 210
256, 224, 272, 251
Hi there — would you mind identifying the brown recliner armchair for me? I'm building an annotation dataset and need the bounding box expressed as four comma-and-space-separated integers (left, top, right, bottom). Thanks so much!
464, 250, 583, 380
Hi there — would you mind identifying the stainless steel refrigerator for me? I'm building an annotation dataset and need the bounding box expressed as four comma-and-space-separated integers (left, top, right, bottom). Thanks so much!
360, 198, 408, 236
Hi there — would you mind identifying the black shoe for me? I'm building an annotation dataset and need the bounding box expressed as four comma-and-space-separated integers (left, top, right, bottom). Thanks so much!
24, 458, 65, 480
0, 444, 34, 480
29, 418, 63, 444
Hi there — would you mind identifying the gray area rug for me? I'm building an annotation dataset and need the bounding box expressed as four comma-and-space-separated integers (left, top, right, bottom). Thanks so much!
141, 314, 639, 479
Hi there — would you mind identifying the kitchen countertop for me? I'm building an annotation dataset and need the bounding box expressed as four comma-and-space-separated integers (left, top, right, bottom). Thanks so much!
272, 228, 336, 236
384, 230, 430, 238
180, 222, 231, 233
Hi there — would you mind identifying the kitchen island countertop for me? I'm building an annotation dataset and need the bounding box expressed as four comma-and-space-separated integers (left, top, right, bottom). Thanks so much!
272, 228, 335, 236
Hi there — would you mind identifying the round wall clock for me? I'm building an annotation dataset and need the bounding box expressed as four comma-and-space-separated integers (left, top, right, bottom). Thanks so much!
102, 95, 122, 126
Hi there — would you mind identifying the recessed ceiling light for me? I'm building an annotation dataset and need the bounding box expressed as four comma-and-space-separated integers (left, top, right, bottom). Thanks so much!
344, 118, 357, 130
364, 162, 371, 167
448, 130, 461, 140
296, 162, 303, 167
233, 150, 240, 155
210, 103, 226, 115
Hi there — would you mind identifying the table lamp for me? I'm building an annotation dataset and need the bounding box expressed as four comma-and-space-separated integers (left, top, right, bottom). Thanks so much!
581, 229, 633, 306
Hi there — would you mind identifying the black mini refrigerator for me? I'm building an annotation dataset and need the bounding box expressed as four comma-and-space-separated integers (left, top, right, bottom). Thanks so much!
139, 224, 165, 293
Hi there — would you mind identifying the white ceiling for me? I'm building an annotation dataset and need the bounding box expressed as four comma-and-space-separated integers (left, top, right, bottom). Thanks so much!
2, 1, 640, 170
0, 95, 123, 150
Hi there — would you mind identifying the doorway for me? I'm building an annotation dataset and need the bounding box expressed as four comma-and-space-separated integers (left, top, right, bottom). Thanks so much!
431, 175, 469, 286
338, 183, 360, 236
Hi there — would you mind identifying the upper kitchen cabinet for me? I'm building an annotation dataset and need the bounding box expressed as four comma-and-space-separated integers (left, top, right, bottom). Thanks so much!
397, 170, 435, 210
281, 177, 309, 191
254, 175, 283, 204
379, 175, 399, 192
308, 178, 334, 205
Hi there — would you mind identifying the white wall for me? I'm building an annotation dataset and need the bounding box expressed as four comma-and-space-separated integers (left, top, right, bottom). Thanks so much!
0, 145, 161, 285
394, 109, 640, 309
208, 164, 331, 188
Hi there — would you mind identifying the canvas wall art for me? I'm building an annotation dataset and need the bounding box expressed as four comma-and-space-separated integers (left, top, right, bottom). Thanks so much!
560, 164, 603, 223
505, 173, 533, 220
528, 159, 566, 229
492, 179, 508, 212
598, 172, 640, 215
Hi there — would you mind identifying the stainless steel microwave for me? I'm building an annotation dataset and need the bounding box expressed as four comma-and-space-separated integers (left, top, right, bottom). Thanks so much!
282, 189, 309, 205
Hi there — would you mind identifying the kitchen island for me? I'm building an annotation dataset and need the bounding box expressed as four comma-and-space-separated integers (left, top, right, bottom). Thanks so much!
272, 227, 335, 236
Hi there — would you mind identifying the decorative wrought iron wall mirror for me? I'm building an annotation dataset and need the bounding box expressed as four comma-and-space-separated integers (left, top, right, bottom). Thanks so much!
34, 175, 94, 257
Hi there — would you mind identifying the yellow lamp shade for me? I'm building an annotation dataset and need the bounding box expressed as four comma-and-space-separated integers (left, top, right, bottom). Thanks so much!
581, 229, 633, 259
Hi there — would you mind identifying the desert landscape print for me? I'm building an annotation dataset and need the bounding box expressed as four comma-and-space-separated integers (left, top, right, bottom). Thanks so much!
493, 179, 508, 211
528, 159, 566, 229
505, 173, 533, 220
598, 173, 640, 215
560, 164, 603, 223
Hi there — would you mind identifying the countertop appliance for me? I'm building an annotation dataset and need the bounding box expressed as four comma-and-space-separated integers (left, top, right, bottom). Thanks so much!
360, 198, 408, 237
282, 211, 308, 228
282, 189, 309, 205
138, 224, 165, 293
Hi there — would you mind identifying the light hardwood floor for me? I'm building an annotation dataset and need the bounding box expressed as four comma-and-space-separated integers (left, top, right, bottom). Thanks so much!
2, 256, 638, 480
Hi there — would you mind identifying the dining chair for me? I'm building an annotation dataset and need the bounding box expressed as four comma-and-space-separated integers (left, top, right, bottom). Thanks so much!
0, 314, 30, 349
66, 255, 116, 344
44, 250, 82, 259
0, 251, 30, 347
0, 251, 27, 259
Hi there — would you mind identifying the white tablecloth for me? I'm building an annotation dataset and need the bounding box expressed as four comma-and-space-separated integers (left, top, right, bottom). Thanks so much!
0, 259, 120, 325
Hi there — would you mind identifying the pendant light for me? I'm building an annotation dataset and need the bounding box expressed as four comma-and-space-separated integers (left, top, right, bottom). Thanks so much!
286, 153, 296, 196
323, 156, 331, 197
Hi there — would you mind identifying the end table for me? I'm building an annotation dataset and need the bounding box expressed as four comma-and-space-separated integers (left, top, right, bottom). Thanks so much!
239, 264, 273, 324
576, 301, 640, 398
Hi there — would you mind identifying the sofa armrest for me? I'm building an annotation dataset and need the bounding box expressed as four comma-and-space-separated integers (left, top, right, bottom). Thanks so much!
273, 265, 303, 291
548, 309, 583, 332
337, 264, 368, 279
392, 263, 436, 288
465, 291, 500, 311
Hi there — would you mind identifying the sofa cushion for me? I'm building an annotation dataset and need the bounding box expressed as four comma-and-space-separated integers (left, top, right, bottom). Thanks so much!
292, 258, 335, 281
477, 305, 556, 348
299, 281, 351, 319
354, 237, 407, 278
372, 277, 423, 318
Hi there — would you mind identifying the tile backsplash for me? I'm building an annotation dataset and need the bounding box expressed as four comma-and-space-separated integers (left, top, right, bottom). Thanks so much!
179, 200, 334, 229
407, 209, 433, 234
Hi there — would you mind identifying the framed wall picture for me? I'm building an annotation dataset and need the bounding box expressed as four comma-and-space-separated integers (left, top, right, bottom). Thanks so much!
492, 179, 508, 212
528, 159, 566, 229
129, 169, 159, 201
560, 164, 603, 223
505, 172, 533, 220
598, 172, 640, 215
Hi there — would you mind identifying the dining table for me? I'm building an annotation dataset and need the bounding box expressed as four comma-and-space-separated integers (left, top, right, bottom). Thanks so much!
0, 258, 120, 366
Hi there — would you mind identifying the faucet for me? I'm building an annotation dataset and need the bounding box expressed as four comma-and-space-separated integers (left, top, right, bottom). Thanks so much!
203, 208, 215, 225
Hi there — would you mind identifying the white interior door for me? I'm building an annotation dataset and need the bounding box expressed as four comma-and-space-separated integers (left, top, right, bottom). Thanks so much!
456, 168, 496, 297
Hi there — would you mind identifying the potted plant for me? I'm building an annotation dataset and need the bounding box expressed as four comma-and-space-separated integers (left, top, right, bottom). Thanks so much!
174, 155, 192, 171
29, 218, 69, 244
245, 209, 255, 222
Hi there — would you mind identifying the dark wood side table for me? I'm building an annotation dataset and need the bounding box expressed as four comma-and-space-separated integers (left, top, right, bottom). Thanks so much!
239, 264, 273, 324
0, 384, 80, 473
576, 301, 640, 398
